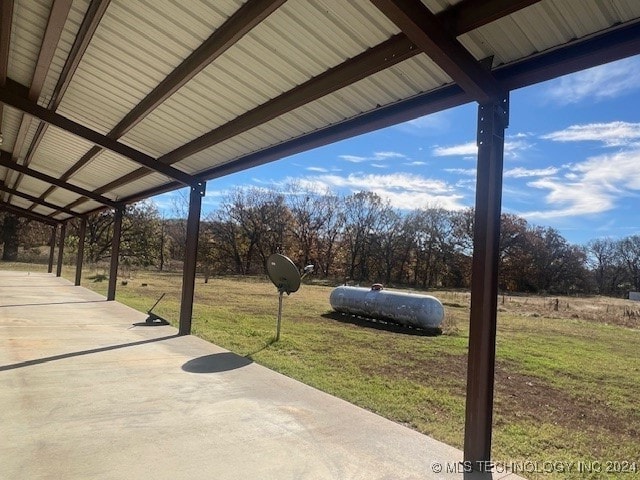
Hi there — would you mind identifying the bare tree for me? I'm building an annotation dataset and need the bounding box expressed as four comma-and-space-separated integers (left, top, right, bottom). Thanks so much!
342, 191, 387, 281
369, 207, 403, 284
587, 238, 623, 295
315, 193, 344, 277
618, 235, 640, 292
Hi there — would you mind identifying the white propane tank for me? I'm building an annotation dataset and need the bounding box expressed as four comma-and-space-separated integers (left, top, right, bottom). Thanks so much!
329, 285, 444, 329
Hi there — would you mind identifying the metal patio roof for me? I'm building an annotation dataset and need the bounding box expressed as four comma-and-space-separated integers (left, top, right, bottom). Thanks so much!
1, 0, 640, 223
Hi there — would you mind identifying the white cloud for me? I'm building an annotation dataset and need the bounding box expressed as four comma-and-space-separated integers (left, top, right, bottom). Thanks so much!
541, 121, 640, 147
520, 149, 640, 219
403, 161, 427, 166
373, 151, 406, 159
504, 139, 533, 159
433, 142, 477, 157
371, 163, 388, 169
455, 178, 476, 190
306, 166, 329, 172
339, 151, 407, 164
504, 167, 559, 178
524, 178, 614, 219
433, 137, 532, 158
546, 56, 640, 104
279, 173, 466, 210
339, 154, 368, 163
444, 168, 476, 176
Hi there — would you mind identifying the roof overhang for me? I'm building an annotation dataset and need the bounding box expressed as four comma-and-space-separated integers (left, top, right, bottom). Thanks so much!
0, 0, 639, 221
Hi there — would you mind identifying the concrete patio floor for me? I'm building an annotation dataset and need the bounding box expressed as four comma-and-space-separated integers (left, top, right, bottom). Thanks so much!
0, 270, 524, 479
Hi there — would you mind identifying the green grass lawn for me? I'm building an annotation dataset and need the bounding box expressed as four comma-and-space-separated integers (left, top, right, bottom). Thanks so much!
4, 262, 639, 479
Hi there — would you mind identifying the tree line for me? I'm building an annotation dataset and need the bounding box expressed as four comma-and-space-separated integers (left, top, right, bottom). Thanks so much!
1, 184, 639, 297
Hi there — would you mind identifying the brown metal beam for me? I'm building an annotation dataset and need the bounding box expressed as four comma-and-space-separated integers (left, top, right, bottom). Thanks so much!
0, 183, 79, 216
113, 0, 285, 139
107, 206, 123, 301
0, 0, 14, 198
57, 34, 418, 207
75, 217, 86, 286
0, 0, 11, 83
0, 201, 58, 225
189, 20, 640, 190
438, 0, 542, 36
464, 94, 509, 469
0, 151, 117, 208
178, 182, 205, 335
496, 19, 640, 91
17, 0, 112, 205
10, 0, 72, 174
48, 225, 57, 273
0, 79, 194, 185
50, 0, 112, 111
58, 0, 535, 205
56, 221, 67, 277
49, 0, 284, 206
161, 35, 417, 164
32, 0, 73, 97
370, 0, 502, 102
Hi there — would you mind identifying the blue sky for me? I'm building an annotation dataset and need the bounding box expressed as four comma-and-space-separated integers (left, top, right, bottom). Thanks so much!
153, 54, 640, 246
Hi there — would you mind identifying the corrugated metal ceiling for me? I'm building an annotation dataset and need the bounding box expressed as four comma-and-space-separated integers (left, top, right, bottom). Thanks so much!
1, 0, 640, 223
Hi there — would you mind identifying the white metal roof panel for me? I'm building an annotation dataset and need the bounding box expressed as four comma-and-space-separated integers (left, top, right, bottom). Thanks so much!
460, 0, 640, 68
28, 125, 97, 177
2, 107, 42, 187
119, 0, 401, 159
109, 172, 169, 200
68, 149, 146, 194
54, 0, 242, 135
44, 187, 84, 209
176, 53, 450, 176
7, 0, 50, 87
12, 110, 40, 160
11, 195, 39, 212
13, 175, 51, 198
0, 106, 24, 155
38, 0, 90, 108
72, 199, 103, 214
3, 0, 640, 221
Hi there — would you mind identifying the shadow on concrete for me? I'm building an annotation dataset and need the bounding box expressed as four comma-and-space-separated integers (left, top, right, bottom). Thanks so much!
0, 300, 106, 308
0, 285, 81, 288
321, 311, 442, 337
0, 334, 179, 372
182, 352, 253, 373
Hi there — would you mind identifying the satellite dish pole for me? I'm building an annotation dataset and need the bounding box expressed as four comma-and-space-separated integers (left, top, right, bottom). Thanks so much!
266, 253, 313, 341
276, 285, 285, 341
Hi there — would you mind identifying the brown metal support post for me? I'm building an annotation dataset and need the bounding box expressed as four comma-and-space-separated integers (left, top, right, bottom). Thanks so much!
56, 222, 66, 277
75, 217, 87, 286
179, 182, 205, 336
107, 206, 123, 301
464, 93, 509, 471
47, 225, 57, 273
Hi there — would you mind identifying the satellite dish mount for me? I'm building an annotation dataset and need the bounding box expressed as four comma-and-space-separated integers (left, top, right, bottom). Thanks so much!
266, 254, 313, 341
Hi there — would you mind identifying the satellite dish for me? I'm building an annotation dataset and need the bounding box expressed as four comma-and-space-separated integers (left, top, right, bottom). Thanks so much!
266, 253, 303, 342
267, 253, 301, 294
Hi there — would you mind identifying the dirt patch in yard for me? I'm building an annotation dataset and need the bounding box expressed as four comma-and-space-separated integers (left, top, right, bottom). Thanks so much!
361, 352, 637, 445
